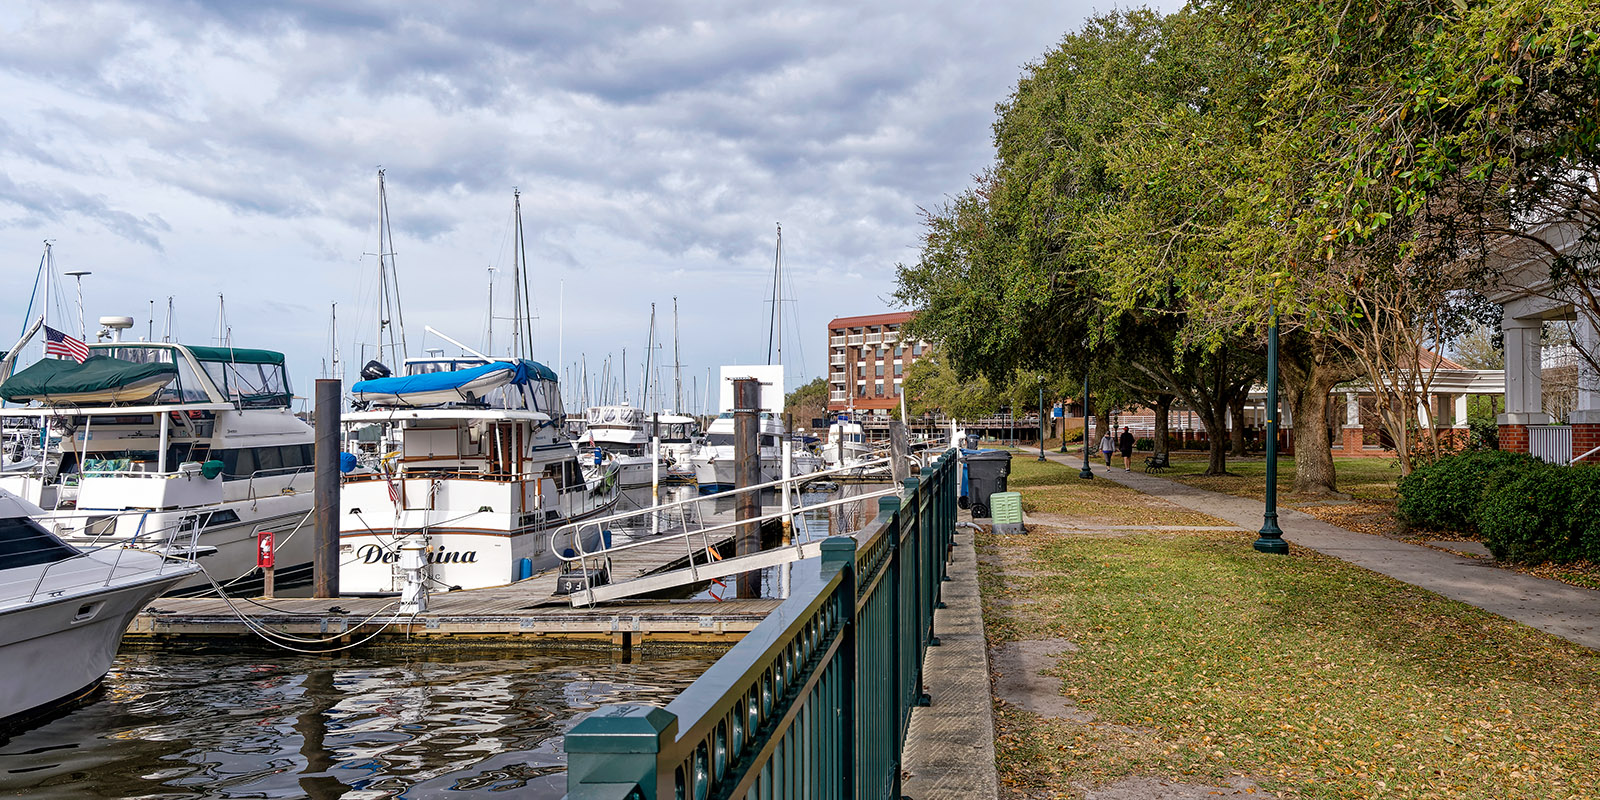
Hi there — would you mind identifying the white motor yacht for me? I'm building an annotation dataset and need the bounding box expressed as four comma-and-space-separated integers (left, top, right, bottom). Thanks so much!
688, 365, 820, 493
819, 416, 875, 471
0, 490, 199, 735
340, 356, 619, 594
576, 405, 699, 486
0, 342, 316, 596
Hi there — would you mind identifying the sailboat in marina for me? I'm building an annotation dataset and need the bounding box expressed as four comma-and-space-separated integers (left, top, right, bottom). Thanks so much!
338, 187, 618, 595
577, 303, 699, 487
689, 224, 821, 492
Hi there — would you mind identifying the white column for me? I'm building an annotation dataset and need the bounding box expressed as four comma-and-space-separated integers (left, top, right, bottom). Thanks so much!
1345, 392, 1360, 427
1575, 314, 1600, 424
1453, 393, 1469, 428
1499, 321, 1550, 424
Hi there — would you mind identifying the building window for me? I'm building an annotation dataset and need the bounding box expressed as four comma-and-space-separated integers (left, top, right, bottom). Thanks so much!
895, 345, 903, 358
857, 366, 865, 378
857, 386, 865, 397
874, 381, 884, 396
894, 363, 903, 377
875, 363, 884, 377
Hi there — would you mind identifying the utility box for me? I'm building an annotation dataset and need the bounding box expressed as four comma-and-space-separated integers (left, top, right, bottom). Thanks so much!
963, 449, 1012, 518
989, 492, 1024, 534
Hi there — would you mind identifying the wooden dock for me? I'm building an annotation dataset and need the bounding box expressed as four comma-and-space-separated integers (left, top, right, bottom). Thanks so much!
129, 583, 782, 647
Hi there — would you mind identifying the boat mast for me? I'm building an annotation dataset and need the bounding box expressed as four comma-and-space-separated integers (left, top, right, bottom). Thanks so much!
40, 242, 51, 359
767, 223, 782, 366
373, 168, 408, 366
486, 267, 495, 356
509, 189, 535, 361
642, 303, 656, 413
330, 302, 341, 380
672, 297, 683, 412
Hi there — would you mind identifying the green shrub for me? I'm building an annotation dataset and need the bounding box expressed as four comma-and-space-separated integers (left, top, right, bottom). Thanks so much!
1134, 437, 1154, 451
1396, 449, 1545, 532
1478, 465, 1600, 564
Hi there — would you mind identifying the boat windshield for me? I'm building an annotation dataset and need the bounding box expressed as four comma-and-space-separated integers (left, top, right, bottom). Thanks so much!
0, 516, 78, 568
94, 346, 212, 404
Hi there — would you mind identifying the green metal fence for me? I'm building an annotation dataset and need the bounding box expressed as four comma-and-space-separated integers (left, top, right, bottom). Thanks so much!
566, 448, 959, 800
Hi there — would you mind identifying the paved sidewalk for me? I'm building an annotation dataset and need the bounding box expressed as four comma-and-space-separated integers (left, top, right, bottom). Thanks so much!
1036, 451, 1600, 650
900, 518, 999, 800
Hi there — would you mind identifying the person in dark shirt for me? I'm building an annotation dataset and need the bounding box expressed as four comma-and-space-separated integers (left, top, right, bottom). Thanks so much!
1118, 426, 1135, 471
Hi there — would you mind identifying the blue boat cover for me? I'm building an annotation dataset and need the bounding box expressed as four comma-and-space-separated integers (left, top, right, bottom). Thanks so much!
351, 359, 556, 397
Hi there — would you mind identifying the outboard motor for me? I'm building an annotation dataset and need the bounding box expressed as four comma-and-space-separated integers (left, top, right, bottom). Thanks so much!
360, 360, 392, 381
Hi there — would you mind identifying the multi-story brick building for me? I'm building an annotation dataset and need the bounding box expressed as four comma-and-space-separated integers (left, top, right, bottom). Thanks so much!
825, 312, 934, 415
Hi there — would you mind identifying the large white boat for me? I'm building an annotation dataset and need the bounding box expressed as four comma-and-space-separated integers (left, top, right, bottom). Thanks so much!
688, 365, 821, 493
0, 489, 199, 735
340, 356, 619, 594
819, 416, 874, 470
0, 341, 316, 596
577, 405, 698, 486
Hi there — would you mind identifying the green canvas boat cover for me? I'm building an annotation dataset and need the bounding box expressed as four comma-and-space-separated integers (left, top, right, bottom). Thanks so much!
184, 345, 286, 365
0, 356, 177, 402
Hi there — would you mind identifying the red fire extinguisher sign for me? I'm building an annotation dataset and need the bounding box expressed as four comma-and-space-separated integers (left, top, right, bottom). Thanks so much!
257, 530, 275, 569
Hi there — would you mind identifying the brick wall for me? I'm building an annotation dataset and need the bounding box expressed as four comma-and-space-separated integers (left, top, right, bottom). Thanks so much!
1574, 423, 1600, 462
1498, 424, 1529, 453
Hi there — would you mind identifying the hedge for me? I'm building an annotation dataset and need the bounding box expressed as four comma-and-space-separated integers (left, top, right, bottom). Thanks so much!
1396, 449, 1544, 533
1396, 449, 1600, 565
1478, 466, 1600, 564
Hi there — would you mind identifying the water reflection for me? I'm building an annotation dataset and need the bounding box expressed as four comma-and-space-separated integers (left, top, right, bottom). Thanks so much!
0, 646, 722, 799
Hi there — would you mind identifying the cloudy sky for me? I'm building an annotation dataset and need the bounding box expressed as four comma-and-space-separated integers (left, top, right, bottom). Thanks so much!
0, 0, 1157, 411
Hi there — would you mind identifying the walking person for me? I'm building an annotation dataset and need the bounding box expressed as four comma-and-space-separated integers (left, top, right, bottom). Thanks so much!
1099, 430, 1115, 466
1118, 426, 1135, 471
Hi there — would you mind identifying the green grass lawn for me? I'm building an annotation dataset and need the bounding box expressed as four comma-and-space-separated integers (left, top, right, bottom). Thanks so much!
982, 458, 1600, 799
1158, 452, 1403, 502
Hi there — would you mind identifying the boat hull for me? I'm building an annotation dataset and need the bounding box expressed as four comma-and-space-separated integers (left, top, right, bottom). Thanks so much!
0, 565, 193, 734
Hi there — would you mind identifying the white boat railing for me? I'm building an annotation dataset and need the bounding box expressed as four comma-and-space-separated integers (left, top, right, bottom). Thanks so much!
8, 514, 201, 606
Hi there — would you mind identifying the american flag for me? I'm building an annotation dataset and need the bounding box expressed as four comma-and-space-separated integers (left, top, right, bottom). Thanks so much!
43, 325, 90, 363
386, 473, 403, 506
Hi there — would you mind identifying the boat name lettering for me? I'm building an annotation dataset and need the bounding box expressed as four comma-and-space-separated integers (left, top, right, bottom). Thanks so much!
354, 544, 479, 564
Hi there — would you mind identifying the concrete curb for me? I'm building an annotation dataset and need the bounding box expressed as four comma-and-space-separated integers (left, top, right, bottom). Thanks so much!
900, 523, 1000, 800
1040, 452, 1600, 651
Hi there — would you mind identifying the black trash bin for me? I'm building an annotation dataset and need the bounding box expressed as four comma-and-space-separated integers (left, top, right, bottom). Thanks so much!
964, 449, 1012, 518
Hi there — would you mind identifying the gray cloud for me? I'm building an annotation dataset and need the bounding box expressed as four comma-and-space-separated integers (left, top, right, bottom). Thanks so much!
0, 0, 1161, 394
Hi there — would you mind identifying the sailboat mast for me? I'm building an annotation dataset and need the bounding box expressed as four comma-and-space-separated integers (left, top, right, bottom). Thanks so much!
672, 297, 683, 412
486, 267, 495, 356
330, 302, 341, 381
373, 168, 408, 366
40, 242, 51, 359
642, 304, 656, 413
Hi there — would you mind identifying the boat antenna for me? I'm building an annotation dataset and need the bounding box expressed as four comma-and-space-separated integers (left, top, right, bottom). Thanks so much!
147, 299, 154, 341
164, 296, 173, 342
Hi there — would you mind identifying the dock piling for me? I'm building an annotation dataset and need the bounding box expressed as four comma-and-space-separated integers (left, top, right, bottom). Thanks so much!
313, 378, 341, 599
733, 377, 761, 599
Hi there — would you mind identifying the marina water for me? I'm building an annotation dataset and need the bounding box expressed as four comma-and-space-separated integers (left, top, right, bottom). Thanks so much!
0, 644, 722, 798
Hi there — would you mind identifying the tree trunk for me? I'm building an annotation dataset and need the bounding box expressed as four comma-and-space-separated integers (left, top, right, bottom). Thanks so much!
1229, 393, 1248, 457
1096, 407, 1112, 448
1202, 406, 1230, 475
1153, 394, 1173, 457
1283, 370, 1340, 496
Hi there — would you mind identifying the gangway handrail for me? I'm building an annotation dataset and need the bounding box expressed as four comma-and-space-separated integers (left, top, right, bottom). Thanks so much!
545, 455, 893, 546
557, 486, 899, 607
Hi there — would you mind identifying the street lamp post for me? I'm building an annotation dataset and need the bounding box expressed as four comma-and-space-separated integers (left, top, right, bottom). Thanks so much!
1254, 304, 1288, 554
1037, 376, 1046, 462
1079, 372, 1094, 480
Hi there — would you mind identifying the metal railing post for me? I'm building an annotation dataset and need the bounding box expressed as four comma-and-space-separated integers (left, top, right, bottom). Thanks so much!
566, 705, 677, 800
821, 536, 858, 800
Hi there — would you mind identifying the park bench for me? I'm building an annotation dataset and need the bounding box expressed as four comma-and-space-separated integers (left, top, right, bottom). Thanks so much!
1143, 452, 1170, 473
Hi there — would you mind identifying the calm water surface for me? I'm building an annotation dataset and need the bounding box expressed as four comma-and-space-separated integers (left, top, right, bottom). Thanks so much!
0, 646, 722, 799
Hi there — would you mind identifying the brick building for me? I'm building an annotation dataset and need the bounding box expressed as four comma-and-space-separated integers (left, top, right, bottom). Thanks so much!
825, 312, 934, 415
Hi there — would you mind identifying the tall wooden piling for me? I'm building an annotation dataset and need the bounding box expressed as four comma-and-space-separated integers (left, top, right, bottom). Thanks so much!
733, 377, 762, 599
889, 419, 911, 484
313, 378, 341, 598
